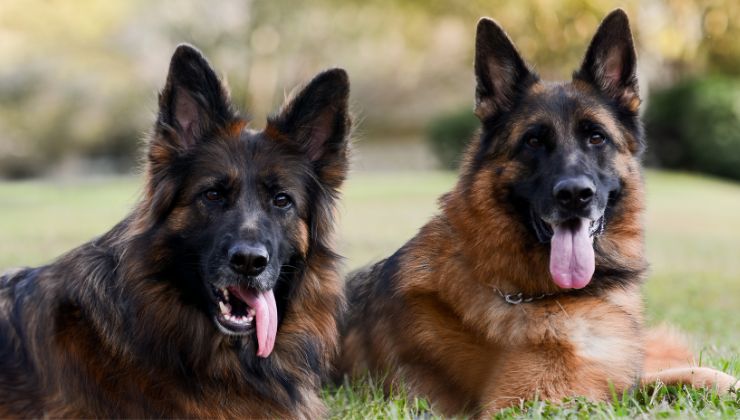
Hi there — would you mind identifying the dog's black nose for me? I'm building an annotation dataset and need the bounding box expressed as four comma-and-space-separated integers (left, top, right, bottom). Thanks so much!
228, 243, 269, 277
553, 176, 595, 210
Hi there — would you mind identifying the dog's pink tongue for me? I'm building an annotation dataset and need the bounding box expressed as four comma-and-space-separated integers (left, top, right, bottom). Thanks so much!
231, 287, 278, 358
549, 219, 595, 289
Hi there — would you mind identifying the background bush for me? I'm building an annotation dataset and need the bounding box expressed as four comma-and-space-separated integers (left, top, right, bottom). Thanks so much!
425, 107, 478, 169
645, 76, 740, 180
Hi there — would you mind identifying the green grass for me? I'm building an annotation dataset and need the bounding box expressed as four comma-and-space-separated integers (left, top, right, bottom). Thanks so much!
1, 170, 738, 418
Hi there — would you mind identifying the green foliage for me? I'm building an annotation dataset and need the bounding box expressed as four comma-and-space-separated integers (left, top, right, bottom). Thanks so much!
645, 76, 740, 180
425, 107, 478, 169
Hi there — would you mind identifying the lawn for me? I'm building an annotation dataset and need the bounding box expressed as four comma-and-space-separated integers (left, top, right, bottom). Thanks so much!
0, 170, 738, 418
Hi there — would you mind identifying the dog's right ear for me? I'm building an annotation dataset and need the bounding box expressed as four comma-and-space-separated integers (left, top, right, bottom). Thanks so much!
152, 44, 234, 165
139, 45, 235, 227
474, 18, 537, 121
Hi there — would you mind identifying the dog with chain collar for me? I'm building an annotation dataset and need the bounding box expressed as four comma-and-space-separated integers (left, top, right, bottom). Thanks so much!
338, 9, 738, 416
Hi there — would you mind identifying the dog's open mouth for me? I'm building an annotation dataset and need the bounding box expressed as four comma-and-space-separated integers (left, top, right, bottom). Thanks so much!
530, 208, 605, 243
211, 285, 277, 358
530, 209, 606, 290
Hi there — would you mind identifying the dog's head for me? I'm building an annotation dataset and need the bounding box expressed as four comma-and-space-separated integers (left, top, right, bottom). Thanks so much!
467, 10, 644, 290
139, 45, 349, 357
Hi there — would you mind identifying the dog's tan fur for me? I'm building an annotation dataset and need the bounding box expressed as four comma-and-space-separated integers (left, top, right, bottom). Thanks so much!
339, 10, 737, 416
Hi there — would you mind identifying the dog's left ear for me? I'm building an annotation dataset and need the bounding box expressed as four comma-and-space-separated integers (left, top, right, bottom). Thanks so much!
267, 69, 351, 189
574, 9, 640, 113
143, 45, 235, 225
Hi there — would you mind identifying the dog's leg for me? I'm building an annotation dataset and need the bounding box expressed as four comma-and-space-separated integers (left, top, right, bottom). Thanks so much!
642, 325, 739, 394
479, 345, 629, 415
641, 367, 739, 394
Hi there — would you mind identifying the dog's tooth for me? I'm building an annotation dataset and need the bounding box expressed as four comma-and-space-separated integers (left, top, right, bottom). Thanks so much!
223, 288, 229, 300
219, 302, 229, 314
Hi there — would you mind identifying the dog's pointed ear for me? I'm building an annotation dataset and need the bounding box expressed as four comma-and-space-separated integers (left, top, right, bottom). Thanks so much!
154, 44, 234, 159
267, 69, 351, 188
574, 9, 640, 113
474, 18, 537, 120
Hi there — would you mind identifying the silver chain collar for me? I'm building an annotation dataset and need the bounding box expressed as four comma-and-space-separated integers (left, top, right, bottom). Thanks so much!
492, 287, 558, 305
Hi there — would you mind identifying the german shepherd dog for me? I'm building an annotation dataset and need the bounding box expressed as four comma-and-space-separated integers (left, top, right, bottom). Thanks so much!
0, 45, 351, 417
340, 10, 737, 416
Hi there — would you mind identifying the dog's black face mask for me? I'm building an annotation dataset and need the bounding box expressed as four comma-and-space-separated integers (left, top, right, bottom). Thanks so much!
510, 111, 622, 240
175, 133, 313, 358
472, 11, 643, 290
507, 99, 624, 291
146, 45, 349, 357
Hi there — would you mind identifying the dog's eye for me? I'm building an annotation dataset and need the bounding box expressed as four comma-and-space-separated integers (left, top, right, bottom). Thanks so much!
204, 190, 224, 202
273, 193, 292, 209
588, 132, 606, 146
526, 137, 543, 149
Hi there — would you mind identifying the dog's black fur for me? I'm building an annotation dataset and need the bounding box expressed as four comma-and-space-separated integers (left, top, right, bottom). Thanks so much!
0, 44, 350, 418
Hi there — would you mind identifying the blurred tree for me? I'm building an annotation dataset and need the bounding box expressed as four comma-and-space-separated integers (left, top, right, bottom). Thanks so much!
0, 0, 253, 177
0, 0, 738, 177
645, 76, 740, 180
426, 107, 477, 169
